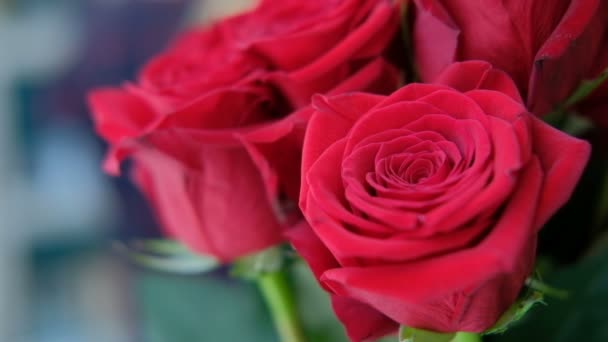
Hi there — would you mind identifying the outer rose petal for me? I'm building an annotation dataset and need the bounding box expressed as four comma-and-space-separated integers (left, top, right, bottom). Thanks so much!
302, 93, 385, 192
250, 0, 392, 71
88, 88, 159, 143
285, 221, 339, 279
331, 295, 399, 342
286, 2, 398, 81
530, 116, 591, 228
155, 85, 273, 130
132, 144, 283, 261
270, 57, 400, 108
247, 0, 360, 71
435, 61, 523, 103
327, 58, 400, 97
286, 218, 398, 341
241, 111, 307, 205
412, 0, 459, 82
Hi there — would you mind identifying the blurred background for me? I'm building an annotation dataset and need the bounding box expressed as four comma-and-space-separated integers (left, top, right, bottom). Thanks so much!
2, 1, 608, 342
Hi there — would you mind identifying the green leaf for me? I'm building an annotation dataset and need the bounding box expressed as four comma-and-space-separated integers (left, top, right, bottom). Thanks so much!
525, 278, 568, 299
129, 252, 219, 274
231, 246, 284, 280
116, 239, 219, 274
132, 239, 194, 255
398, 326, 455, 342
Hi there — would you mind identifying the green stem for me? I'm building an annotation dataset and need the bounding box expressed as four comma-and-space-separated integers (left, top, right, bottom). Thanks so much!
452, 332, 482, 342
257, 270, 307, 342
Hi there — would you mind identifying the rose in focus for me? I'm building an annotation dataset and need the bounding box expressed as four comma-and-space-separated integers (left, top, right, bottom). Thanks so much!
413, 0, 608, 119
289, 61, 590, 341
88, 0, 400, 261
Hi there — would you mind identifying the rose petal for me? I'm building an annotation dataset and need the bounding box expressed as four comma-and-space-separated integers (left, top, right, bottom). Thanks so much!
87, 88, 159, 144
331, 295, 399, 342
530, 116, 591, 228
285, 221, 339, 279
321, 158, 544, 332
528, 0, 606, 115
412, 0, 460, 82
132, 143, 283, 262
434, 61, 523, 103
344, 101, 445, 156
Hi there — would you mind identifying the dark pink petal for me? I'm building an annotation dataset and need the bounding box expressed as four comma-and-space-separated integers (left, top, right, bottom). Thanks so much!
435, 61, 523, 103
248, 0, 360, 70
467, 90, 533, 164
132, 144, 283, 262
530, 116, 591, 228
415, 0, 570, 89
331, 295, 398, 342
156, 86, 273, 130
529, 0, 607, 115
327, 58, 400, 96
412, 0, 460, 82
302, 93, 385, 193
285, 221, 339, 279
87, 88, 159, 143
271, 57, 399, 108
344, 101, 444, 156
376, 83, 451, 107
421, 116, 521, 234
288, 2, 398, 82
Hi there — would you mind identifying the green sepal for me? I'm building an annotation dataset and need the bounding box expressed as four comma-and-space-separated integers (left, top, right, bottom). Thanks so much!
525, 278, 569, 299
117, 239, 219, 274
398, 326, 455, 342
484, 290, 545, 335
230, 246, 284, 280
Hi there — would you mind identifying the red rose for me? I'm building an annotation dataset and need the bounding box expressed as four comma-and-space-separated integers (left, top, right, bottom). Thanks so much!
412, 0, 608, 117
288, 61, 590, 341
88, 0, 400, 261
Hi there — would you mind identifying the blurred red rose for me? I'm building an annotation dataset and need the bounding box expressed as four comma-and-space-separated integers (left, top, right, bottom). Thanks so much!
289, 61, 590, 341
88, 0, 400, 261
412, 0, 608, 117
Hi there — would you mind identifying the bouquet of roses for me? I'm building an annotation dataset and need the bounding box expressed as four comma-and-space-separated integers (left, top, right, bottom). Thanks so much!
88, 0, 608, 341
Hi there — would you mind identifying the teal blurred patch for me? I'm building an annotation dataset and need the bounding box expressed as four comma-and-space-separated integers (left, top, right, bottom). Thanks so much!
136, 272, 277, 342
